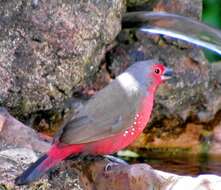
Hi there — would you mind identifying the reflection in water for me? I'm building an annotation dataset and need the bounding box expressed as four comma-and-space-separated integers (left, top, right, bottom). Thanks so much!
120, 151, 221, 176
143, 157, 221, 176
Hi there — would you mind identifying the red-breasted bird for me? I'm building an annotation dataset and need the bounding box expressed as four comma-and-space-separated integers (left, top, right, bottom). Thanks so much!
15, 60, 173, 185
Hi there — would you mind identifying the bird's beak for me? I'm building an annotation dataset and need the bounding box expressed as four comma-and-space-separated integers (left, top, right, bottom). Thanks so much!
161, 67, 173, 80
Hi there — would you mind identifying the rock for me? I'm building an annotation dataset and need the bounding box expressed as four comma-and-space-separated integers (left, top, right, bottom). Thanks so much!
154, 170, 221, 190
209, 123, 221, 156
0, 0, 125, 117
83, 162, 160, 190
0, 147, 38, 188
0, 108, 50, 153
153, 0, 202, 19
132, 123, 203, 150
126, 0, 202, 19
0, 148, 37, 165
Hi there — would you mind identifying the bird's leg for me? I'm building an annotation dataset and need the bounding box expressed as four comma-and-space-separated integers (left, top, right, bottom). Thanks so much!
66, 154, 127, 172
66, 154, 104, 162
66, 154, 83, 160
68, 154, 127, 164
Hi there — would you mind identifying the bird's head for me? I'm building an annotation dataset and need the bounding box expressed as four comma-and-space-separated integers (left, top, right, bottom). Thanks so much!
151, 63, 173, 86
124, 60, 173, 93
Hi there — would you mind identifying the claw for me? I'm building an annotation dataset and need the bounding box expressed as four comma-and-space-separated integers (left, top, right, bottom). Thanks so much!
104, 162, 118, 172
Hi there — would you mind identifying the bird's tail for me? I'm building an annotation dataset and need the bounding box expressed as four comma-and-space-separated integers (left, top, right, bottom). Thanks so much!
15, 144, 82, 186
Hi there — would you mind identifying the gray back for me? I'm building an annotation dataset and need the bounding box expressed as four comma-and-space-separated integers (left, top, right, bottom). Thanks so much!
59, 60, 156, 144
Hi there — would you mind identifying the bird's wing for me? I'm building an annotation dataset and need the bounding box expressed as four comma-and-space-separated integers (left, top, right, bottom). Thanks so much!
58, 74, 144, 144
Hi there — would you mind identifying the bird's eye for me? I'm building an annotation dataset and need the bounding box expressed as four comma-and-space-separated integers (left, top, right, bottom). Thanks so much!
155, 68, 161, 74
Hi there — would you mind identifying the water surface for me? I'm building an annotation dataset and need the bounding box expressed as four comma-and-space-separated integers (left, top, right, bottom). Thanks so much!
120, 150, 221, 176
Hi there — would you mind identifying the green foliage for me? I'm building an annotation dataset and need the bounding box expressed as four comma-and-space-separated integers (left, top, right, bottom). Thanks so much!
203, 0, 221, 61
0, 184, 7, 190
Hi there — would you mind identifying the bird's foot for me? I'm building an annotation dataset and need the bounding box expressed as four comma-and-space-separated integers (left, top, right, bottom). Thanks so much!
103, 155, 128, 172
104, 155, 128, 165
104, 162, 119, 172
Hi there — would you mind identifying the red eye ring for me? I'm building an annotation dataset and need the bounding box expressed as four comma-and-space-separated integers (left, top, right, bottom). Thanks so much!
155, 68, 161, 74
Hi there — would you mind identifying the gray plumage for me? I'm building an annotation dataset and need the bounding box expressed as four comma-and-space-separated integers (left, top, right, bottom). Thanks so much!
58, 60, 156, 144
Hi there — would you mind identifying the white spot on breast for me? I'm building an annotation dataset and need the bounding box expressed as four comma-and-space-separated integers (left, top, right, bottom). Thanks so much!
131, 132, 134, 135
132, 128, 135, 131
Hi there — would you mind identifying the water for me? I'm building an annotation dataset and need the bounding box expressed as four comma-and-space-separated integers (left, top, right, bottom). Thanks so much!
124, 152, 221, 176
143, 156, 221, 176
123, 12, 221, 56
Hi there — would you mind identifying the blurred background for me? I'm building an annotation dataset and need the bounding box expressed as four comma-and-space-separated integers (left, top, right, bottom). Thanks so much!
203, 0, 221, 61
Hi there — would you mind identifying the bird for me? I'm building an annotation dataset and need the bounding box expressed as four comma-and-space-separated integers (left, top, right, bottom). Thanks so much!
15, 59, 173, 185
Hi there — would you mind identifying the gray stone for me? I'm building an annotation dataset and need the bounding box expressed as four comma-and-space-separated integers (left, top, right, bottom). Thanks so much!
0, 0, 125, 117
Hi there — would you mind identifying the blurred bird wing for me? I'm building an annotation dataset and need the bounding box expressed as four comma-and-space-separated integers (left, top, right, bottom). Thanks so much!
58, 73, 143, 144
